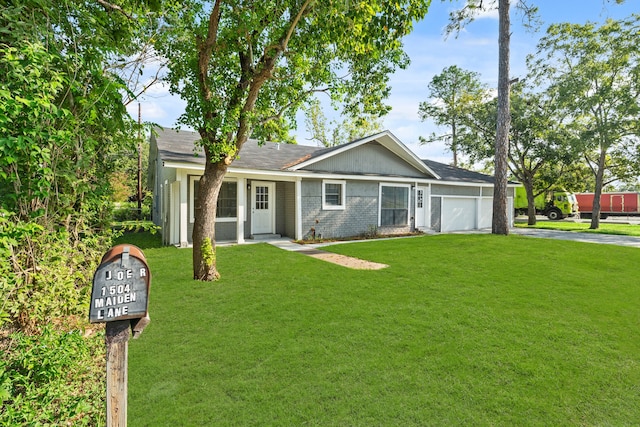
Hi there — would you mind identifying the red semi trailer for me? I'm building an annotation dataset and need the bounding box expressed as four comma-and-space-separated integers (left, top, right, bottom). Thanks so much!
575, 192, 640, 218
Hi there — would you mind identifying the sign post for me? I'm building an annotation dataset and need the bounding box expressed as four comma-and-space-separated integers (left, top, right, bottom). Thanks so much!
90, 244, 151, 427
106, 320, 130, 425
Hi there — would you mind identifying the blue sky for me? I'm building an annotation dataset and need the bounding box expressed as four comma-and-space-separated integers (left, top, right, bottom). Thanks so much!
128, 1, 638, 163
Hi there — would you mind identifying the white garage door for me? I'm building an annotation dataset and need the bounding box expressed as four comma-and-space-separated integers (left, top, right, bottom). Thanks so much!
441, 197, 477, 232
478, 197, 493, 229
478, 197, 515, 229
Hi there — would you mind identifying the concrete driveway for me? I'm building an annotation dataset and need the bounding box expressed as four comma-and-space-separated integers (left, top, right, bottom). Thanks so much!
511, 227, 640, 248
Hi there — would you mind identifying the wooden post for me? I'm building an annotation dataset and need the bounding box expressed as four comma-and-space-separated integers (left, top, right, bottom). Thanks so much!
91, 244, 151, 426
106, 320, 131, 426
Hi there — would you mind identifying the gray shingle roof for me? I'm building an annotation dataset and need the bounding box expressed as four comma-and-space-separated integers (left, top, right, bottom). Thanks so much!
421, 159, 496, 184
154, 128, 205, 166
155, 127, 325, 170
154, 127, 499, 184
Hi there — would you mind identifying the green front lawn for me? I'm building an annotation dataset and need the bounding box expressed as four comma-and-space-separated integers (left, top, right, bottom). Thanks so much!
126, 234, 640, 426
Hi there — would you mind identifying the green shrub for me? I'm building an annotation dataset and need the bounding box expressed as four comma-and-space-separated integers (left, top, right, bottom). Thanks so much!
112, 199, 152, 222
0, 210, 111, 331
0, 210, 112, 424
0, 327, 105, 425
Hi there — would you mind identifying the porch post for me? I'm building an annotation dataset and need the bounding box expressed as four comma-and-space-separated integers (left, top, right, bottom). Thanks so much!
178, 172, 189, 247
477, 187, 482, 230
426, 183, 432, 231
295, 177, 302, 241
237, 178, 246, 244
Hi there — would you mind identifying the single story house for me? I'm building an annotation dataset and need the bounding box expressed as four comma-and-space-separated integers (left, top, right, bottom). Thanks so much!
149, 127, 515, 246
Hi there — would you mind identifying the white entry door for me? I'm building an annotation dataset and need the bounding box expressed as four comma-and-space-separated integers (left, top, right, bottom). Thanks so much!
251, 182, 275, 235
415, 186, 427, 229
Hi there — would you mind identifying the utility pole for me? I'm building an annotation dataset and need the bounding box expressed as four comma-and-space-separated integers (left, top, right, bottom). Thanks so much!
137, 103, 143, 219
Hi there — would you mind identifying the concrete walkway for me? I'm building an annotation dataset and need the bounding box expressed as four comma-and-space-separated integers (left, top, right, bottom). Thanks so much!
266, 237, 389, 269
265, 237, 368, 252
511, 227, 640, 248
266, 228, 640, 253
265, 234, 426, 252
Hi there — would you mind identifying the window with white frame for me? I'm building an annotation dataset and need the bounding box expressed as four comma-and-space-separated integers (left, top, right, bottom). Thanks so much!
216, 181, 238, 218
322, 180, 346, 210
190, 177, 237, 222
380, 184, 410, 226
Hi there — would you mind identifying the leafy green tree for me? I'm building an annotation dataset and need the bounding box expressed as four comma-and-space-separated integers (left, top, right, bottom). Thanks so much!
0, 2, 170, 422
155, 0, 430, 280
0, 1, 165, 330
528, 15, 640, 228
616, 179, 640, 192
456, 83, 579, 225
0, 1, 162, 226
553, 162, 596, 194
507, 87, 579, 225
418, 65, 488, 167
304, 99, 383, 147
443, 0, 538, 235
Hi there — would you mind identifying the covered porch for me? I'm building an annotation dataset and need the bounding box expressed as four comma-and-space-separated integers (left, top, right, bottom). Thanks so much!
163, 168, 303, 247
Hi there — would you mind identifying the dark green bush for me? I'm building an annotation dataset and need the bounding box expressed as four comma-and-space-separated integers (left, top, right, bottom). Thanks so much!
112, 199, 152, 222
0, 209, 110, 423
0, 327, 105, 426
0, 210, 112, 331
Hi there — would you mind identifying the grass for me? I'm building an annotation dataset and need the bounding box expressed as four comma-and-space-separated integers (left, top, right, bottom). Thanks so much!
114, 227, 163, 249
515, 218, 640, 236
123, 233, 640, 426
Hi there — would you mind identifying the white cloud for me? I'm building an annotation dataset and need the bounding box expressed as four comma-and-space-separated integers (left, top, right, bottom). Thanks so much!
127, 91, 187, 127
468, 0, 500, 20
143, 79, 172, 97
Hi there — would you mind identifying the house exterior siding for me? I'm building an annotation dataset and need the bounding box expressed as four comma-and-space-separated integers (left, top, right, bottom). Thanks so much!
431, 196, 442, 232
273, 182, 295, 238
151, 160, 176, 228
304, 142, 425, 178
186, 221, 238, 244
276, 182, 296, 238
215, 223, 236, 241
432, 184, 480, 197
301, 179, 413, 239
149, 128, 511, 246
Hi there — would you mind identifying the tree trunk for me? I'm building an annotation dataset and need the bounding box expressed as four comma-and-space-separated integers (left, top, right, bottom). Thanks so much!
451, 120, 458, 167
524, 182, 537, 226
192, 156, 228, 280
589, 148, 607, 230
492, 0, 511, 235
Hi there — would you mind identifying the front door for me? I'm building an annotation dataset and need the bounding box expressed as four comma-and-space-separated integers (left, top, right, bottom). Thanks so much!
415, 186, 427, 228
251, 182, 275, 235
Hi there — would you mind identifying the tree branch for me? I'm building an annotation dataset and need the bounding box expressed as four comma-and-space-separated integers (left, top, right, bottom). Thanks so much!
257, 0, 313, 79
96, 0, 133, 20
236, 1, 314, 146
259, 86, 332, 126
123, 68, 163, 106
197, 0, 222, 103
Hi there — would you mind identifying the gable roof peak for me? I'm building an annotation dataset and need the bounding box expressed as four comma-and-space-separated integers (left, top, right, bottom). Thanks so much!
287, 130, 440, 179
